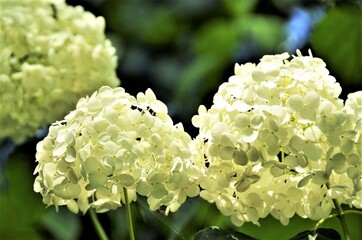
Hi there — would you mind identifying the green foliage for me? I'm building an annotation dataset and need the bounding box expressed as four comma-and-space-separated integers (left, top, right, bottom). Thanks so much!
111, 2, 179, 45
0, 153, 45, 239
311, 5, 362, 85
41, 209, 81, 240
0, 152, 81, 240
222, 0, 258, 16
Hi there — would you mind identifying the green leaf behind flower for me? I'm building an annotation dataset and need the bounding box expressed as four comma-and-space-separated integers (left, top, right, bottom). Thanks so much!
0, 153, 45, 239
311, 5, 362, 85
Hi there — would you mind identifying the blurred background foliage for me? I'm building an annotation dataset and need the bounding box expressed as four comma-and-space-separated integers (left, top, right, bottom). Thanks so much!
0, 0, 361, 239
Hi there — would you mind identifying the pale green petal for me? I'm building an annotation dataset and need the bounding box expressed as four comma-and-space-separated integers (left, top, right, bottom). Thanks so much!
341, 139, 354, 154
252, 69, 266, 82
186, 185, 200, 197
347, 154, 360, 165
215, 174, 230, 188
331, 153, 346, 169
103, 141, 118, 155
66, 200, 79, 214
304, 126, 322, 141
233, 149, 248, 165
311, 171, 328, 185
53, 143, 67, 157
250, 114, 263, 127
298, 174, 312, 187
267, 134, 279, 148
211, 122, 229, 139
65, 132, 75, 146
287, 94, 304, 112
268, 119, 279, 132
305, 91, 320, 108
220, 146, 235, 160
119, 174, 135, 187
64, 146, 76, 163
241, 129, 259, 143
151, 183, 168, 199
234, 114, 249, 129
297, 154, 311, 169
301, 108, 316, 120
83, 157, 99, 173
208, 142, 223, 157
137, 181, 150, 196
246, 192, 262, 208
289, 135, 305, 151
235, 179, 251, 192
270, 165, 284, 177
327, 188, 345, 199
247, 146, 259, 162
66, 168, 78, 184
304, 142, 322, 161
149, 172, 168, 183
89, 173, 107, 188
216, 194, 233, 216
54, 183, 81, 199
284, 155, 298, 168
347, 167, 360, 179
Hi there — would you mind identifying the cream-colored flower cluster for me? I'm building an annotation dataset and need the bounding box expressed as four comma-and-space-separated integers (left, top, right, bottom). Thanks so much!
34, 86, 203, 214
0, 0, 119, 143
32, 47, 360, 225
192, 50, 362, 226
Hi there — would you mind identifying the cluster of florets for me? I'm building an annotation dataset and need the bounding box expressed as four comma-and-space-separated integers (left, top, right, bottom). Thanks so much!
192, 50, 362, 226
34, 86, 203, 214
0, 0, 119, 143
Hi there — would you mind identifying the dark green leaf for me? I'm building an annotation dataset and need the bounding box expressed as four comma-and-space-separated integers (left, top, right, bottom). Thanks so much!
194, 226, 257, 240
222, 0, 258, 16
0, 153, 46, 239
41, 208, 81, 240
311, 6, 362, 85
290, 228, 341, 240
195, 20, 239, 58
233, 15, 284, 51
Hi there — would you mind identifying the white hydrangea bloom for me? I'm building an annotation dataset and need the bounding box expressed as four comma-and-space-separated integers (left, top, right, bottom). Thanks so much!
0, 0, 119, 143
192, 50, 361, 226
34, 86, 203, 214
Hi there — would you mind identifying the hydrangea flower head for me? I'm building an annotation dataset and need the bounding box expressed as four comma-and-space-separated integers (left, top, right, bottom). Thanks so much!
192, 50, 361, 226
0, 0, 119, 143
34, 86, 203, 214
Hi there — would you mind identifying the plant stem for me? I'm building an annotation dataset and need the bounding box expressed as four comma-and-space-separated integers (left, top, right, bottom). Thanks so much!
342, 210, 362, 216
123, 187, 135, 240
326, 183, 350, 240
331, 197, 350, 240
89, 209, 109, 240
313, 213, 338, 231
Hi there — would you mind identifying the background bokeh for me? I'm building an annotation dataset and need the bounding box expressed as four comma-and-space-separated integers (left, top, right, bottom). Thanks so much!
0, 0, 361, 239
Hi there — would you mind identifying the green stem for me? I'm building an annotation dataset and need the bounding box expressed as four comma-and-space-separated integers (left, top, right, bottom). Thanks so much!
326, 183, 350, 240
89, 209, 109, 240
342, 210, 362, 216
313, 213, 338, 231
331, 198, 350, 240
313, 209, 362, 238
123, 187, 135, 240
